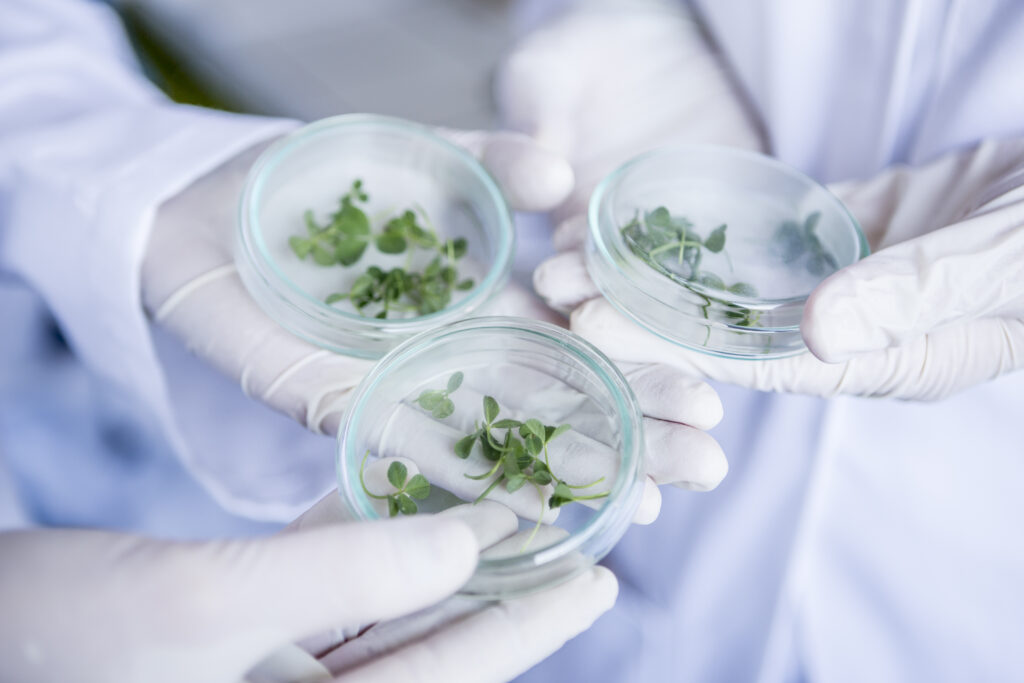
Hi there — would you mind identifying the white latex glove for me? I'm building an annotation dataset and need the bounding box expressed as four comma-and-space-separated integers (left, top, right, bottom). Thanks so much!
541, 138, 1024, 401
0, 493, 617, 683
293, 496, 617, 683
497, 0, 765, 251
142, 128, 573, 438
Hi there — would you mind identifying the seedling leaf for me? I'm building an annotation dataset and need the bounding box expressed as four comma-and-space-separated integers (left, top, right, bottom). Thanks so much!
524, 419, 545, 440
454, 433, 476, 459
417, 391, 443, 411
312, 244, 337, 266
387, 461, 408, 489
483, 396, 499, 423
548, 424, 571, 441
506, 474, 527, 493
447, 371, 464, 393
405, 474, 431, 499
433, 399, 455, 419
396, 494, 417, 515
289, 236, 312, 259
375, 232, 407, 254
704, 224, 727, 253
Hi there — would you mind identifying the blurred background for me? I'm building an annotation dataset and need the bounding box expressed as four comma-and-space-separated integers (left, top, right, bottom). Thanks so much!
0, 0, 539, 537
116, 0, 517, 127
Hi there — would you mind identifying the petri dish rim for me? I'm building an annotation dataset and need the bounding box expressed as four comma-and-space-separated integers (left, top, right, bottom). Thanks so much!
336, 316, 645, 589
237, 114, 516, 335
588, 143, 869, 308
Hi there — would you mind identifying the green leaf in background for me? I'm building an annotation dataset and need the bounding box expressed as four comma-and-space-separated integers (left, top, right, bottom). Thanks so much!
375, 232, 407, 254
416, 390, 443, 411
433, 398, 455, 420
703, 224, 727, 253
699, 272, 726, 290
289, 236, 313, 259
447, 371, 464, 393
312, 244, 337, 266
727, 282, 758, 297
324, 292, 347, 304
335, 238, 368, 266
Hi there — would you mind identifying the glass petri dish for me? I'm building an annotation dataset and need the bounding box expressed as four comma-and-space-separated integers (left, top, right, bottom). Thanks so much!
587, 145, 869, 359
336, 316, 645, 599
236, 114, 514, 358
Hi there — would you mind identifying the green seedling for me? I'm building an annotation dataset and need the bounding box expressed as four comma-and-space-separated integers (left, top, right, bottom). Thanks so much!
289, 179, 475, 319
289, 180, 371, 266
771, 211, 839, 276
415, 371, 463, 419
359, 453, 431, 517
404, 371, 612, 551
450, 392, 607, 550
621, 206, 757, 299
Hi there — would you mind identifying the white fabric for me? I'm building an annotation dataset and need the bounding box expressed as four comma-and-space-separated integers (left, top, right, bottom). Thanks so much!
0, 0, 297, 517
692, 0, 1024, 182
0, 0, 293, 412
503, 1, 1024, 682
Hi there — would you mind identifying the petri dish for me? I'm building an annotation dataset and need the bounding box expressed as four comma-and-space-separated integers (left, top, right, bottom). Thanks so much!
336, 316, 645, 599
236, 114, 514, 358
587, 145, 869, 359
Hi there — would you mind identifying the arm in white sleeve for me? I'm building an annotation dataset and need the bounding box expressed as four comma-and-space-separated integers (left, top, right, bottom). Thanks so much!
0, 0, 294, 430
0, 0, 579, 523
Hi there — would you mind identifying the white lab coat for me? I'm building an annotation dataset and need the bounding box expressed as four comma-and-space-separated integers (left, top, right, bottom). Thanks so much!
1, 0, 1023, 681
0, 0, 328, 532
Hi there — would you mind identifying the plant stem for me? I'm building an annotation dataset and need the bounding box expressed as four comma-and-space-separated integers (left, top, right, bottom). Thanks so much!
465, 458, 502, 481
358, 451, 391, 500
519, 481, 546, 553
564, 476, 605, 490
648, 239, 702, 257
474, 473, 505, 504
571, 491, 610, 502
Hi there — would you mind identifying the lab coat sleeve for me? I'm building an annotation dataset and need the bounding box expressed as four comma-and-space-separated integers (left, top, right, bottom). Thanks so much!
0, 1, 295, 447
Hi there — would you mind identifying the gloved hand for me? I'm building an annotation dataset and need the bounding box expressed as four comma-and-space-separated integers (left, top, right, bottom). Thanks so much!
0, 492, 617, 683
539, 137, 1024, 401
497, 0, 765, 252
292, 496, 618, 683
